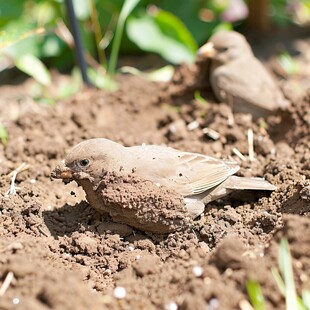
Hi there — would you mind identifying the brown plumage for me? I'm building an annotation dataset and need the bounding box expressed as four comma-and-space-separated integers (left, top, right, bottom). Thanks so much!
198, 31, 289, 118
53, 139, 276, 225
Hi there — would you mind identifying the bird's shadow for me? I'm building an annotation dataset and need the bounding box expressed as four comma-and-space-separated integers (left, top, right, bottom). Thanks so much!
43, 201, 139, 239
43, 201, 170, 243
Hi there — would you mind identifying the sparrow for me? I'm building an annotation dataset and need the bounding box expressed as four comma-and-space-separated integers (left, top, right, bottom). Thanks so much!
52, 138, 276, 232
198, 31, 289, 118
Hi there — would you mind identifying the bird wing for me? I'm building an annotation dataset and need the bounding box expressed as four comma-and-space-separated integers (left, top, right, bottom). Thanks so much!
212, 58, 287, 111
172, 152, 240, 195
129, 145, 239, 196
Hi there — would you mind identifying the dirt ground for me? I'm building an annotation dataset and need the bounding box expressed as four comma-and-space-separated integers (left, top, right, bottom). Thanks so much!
0, 29, 310, 310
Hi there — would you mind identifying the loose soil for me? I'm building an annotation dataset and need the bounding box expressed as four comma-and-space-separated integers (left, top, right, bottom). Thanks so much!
0, 29, 310, 310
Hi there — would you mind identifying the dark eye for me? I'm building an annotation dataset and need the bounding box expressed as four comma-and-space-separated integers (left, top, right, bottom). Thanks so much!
218, 47, 229, 53
79, 159, 90, 167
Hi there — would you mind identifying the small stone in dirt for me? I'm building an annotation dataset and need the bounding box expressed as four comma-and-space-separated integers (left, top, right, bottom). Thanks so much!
300, 184, 310, 201
113, 286, 126, 299
192, 265, 204, 277
12, 298, 20, 305
164, 301, 178, 310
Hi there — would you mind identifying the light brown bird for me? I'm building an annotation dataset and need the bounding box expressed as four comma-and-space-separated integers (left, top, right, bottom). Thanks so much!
53, 138, 276, 222
198, 31, 289, 118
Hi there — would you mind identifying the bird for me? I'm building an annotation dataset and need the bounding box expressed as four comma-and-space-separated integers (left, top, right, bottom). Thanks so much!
197, 31, 289, 118
53, 138, 276, 224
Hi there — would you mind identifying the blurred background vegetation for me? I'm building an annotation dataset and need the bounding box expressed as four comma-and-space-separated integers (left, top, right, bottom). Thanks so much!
0, 0, 309, 95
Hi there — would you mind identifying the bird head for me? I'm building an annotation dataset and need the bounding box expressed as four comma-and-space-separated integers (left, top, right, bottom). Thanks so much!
197, 31, 253, 64
52, 138, 123, 184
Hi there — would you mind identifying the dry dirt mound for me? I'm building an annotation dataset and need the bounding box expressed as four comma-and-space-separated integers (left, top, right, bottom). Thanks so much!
0, 54, 309, 309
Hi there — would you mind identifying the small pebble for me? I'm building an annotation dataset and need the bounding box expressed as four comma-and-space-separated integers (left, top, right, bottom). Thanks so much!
192, 265, 204, 277
208, 298, 219, 310
30, 179, 36, 184
164, 301, 178, 310
12, 298, 20, 305
187, 121, 199, 131
114, 286, 126, 299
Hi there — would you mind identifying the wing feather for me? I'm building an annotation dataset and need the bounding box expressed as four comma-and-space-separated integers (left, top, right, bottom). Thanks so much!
129, 146, 240, 196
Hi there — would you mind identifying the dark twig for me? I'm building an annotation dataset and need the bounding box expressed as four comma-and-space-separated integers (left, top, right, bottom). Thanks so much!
65, 0, 92, 87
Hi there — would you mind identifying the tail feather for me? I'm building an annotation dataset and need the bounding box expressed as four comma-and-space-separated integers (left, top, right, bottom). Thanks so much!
224, 176, 276, 191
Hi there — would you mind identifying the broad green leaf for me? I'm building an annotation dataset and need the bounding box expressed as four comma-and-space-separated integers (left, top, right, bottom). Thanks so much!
246, 279, 266, 310
0, 21, 44, 51
15, 54, 51, 86
153, 9, 197, 52
127, 13, 196, 64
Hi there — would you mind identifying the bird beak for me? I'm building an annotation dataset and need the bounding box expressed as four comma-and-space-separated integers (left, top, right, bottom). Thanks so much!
59, 170, 73, 179
197, 42, 216, 58
51, 163, 73, 180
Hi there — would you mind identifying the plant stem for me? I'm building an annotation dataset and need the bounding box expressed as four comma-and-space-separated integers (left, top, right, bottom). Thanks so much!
108, 0, 140, 76
89, 0, 106, 67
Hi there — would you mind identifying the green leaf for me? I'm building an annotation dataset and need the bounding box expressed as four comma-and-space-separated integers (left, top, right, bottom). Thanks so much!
278, 52, 299, 76
0, 122, 8, 146
87, 68, 118, 91
15, 54, 51, 87
272, 267, 286, 296
302, 290, 310, 310
279, 238, 299, 310
119, 65, 174, 82
72, 0, 91, 20
147, 65, 174, 82
246, 279, 266, 310
108, 0, 140, 75
153, 9, 197, 52
212, 22, 233, 34
0, 21, 44, 50
56, 67, 82, 99
0, 0, 24, 26
127, 11, 196, 64
194, 90, 208, 105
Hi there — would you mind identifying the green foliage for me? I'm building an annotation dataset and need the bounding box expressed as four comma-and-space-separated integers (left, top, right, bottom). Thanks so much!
127, 8, 197, 64
108, 0, 141, 75
0, 122, 8, 146
278, 51, 299, 76
194, 90, 208, 106
272, 238, 310, 310
15, 54, 51, 86
246, 280, 266, 310
119, 65, 174, 82
247, 239, 310, 310
0, 0, 307, 93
